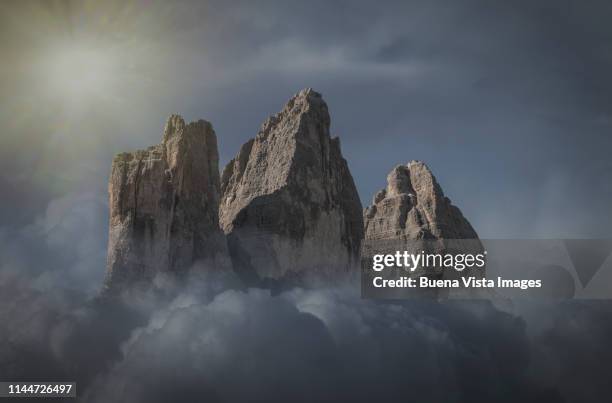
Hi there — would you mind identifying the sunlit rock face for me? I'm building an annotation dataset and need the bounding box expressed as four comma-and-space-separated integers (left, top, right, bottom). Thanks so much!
219, 89, 364, 284
104, 115, 230, 293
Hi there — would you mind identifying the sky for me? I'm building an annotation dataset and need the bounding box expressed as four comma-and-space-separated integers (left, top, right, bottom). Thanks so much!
1, 2, 612, 402
1, 0, 612, 287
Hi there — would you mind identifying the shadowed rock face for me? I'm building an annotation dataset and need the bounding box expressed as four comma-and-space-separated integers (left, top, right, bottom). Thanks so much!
104, 115, 230, 293
362, 161, 484, 297
364, 161, 479, 241
220, 88, 363, 284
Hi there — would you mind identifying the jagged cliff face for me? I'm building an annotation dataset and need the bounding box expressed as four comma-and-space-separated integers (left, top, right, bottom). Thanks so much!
362, 161, 484, 297
363, 161, 479, 241
219, 89, 363, 283
103, 90, 478, 294
104, 115, 229, 292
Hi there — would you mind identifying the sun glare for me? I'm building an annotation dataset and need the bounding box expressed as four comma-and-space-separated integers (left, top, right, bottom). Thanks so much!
44, 44, 116, 102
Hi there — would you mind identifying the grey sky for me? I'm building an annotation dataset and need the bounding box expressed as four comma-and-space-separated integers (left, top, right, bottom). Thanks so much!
1, 0, 611, 251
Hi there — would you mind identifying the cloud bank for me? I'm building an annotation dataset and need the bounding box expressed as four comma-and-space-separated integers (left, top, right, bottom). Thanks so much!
2, 260, 610, 403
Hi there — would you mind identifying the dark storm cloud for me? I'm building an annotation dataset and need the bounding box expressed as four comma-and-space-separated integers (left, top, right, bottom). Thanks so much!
526, 301, 612, 403
0, 270, 567, 403
0, 259, 606, 403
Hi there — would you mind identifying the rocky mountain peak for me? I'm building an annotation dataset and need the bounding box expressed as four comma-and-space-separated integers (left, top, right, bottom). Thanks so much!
162, 114, 186, 142
104, 114, 229, 293
364, 160, 478, 240
103, 89, 482, 294
362, 161, 484, 298
219, 89, 363, 284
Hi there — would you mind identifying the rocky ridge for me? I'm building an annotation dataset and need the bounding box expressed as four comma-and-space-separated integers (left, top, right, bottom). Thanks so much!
103, 90, 482, 293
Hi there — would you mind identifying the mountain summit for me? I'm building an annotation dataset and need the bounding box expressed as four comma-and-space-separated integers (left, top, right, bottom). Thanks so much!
219, 88, 364, 284
104, 115, 229, 293
364, 160, 479, 240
